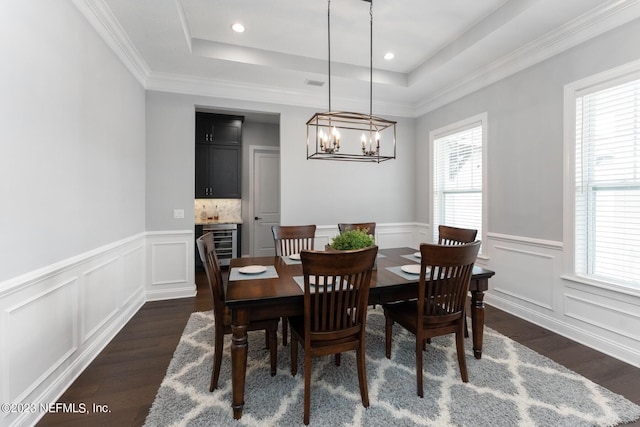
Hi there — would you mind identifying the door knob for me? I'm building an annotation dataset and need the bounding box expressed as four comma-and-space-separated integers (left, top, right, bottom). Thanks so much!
254, 216, 262, 220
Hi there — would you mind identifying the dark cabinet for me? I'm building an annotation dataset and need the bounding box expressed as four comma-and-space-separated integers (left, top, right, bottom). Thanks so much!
196, 112, 243, 145
195, 113, 243, 198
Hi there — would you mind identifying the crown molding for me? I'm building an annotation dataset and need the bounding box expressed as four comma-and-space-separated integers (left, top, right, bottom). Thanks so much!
74, 0, 640, 119
415, 0, 640, 116
72, 0, 150, 85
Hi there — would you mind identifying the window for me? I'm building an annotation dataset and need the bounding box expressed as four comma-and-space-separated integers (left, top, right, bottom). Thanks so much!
572, 73, 640, 288
431, 114, 486, 249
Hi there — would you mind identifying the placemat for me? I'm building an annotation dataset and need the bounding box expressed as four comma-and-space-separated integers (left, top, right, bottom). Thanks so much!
229, 265, 278, 281
281, 255, 301, 265
385, 265, 422, 281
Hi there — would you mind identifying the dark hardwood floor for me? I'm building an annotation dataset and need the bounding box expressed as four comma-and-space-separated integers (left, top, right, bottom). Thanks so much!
38, 271, 640, 426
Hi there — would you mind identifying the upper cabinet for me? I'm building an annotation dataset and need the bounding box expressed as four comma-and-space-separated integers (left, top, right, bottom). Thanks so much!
195, 113, 243, 198
196, 112, 243, 145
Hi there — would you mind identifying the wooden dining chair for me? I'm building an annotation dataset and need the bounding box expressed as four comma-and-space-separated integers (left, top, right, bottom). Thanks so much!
383, 241, 481, 398
196, 232, 279, 391
289, 245, 378, 425
438, 225, 478, 337
338, 222, 376, 237
272, 224, 317, 256
271, 224, 316, 345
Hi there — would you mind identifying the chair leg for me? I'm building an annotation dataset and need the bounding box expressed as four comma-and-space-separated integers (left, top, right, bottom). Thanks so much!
464, 317, 469, 338
416, 336, 424, 398
385, 314, 393, 359
210, 326, 224, 392
290, 332, 298, 376
356, 345, 369, 408
303, 352, 312, 425
269, 326, 277, 377
282, 317, 288, 346
334, 353, 341, 366
456, 329, 469, 382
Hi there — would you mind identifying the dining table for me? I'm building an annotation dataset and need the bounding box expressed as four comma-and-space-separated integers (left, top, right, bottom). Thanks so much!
225, 247, 495, 419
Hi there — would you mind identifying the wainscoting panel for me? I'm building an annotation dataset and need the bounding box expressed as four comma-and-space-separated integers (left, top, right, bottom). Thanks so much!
145, 230, 196, 301
565, 294, 640, 341
122, 244, 144, 308
490, 242, 556, 311
0, 233, 146, 427
484, 232, 640, 368
4, 277, 78, 404
81, 257, 120, 343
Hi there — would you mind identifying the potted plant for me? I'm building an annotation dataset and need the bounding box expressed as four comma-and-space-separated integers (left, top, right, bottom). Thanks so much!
327, 228, 375, 250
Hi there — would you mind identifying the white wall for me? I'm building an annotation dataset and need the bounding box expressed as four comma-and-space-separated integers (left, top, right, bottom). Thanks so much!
0, 3, 147, 425
416, 18, 640, 367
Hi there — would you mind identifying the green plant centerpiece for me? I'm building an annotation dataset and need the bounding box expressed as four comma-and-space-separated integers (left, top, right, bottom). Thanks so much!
328, 228, 375, 250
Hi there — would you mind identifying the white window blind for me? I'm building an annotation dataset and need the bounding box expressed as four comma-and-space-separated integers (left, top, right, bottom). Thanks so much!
433, 122, 483, 245
575, 77, 640, 287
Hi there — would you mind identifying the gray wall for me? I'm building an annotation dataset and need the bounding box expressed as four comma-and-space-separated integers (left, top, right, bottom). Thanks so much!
416, 17, 640, 242
144, 93, 417, 238
0, 1, 146, 282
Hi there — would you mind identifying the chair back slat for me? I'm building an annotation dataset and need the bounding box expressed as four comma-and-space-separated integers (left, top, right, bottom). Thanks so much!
300, 246, 378, 340
272, 225, 316, 256
418, 242, 481, 321
437, 225, 477, 245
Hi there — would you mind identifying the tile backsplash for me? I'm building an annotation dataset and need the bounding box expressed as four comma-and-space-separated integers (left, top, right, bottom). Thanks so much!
194, 199, 241, 222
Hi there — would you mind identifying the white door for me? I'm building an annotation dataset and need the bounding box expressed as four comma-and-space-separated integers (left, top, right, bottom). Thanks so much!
251, 148, 280, 256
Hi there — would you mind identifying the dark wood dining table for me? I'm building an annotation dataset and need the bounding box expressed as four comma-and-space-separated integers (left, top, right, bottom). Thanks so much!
226, 247, 495, 419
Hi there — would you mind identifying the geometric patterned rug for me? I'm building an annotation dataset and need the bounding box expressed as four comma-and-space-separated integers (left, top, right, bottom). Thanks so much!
144, 307, 640, 427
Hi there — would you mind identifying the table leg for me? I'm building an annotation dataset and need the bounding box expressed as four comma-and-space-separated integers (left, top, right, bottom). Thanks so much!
231, 308, 249, 419
470, 280, 486, 360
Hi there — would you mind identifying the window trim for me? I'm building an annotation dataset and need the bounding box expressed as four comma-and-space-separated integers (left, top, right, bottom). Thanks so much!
563, 58, 640, 294
429, 112, 488, 257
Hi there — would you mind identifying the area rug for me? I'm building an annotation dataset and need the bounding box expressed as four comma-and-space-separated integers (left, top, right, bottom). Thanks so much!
144, 307, 640, 426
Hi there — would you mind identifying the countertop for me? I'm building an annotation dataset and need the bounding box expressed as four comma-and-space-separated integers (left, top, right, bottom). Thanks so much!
195, 218, 243, 225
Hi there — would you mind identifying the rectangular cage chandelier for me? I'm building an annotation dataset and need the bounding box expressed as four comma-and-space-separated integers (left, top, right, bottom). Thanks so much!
306, 0, 397, 163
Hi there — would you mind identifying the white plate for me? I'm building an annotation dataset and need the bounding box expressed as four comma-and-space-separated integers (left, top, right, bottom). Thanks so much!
288, 253, 301, 260
413, 252, 421, 258
401, 264, 421, 275
239, 265, 267, 274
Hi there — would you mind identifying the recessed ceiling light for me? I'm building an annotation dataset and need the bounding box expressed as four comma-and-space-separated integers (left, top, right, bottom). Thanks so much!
231, 23, 245, 33
384, 52, 395, 61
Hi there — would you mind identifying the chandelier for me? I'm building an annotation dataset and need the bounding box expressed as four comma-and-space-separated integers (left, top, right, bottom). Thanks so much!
306, 0, 396, 163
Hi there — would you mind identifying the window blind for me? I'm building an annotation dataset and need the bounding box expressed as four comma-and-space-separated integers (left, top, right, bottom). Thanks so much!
433, 123, 483, 245
575, 77, 640, 287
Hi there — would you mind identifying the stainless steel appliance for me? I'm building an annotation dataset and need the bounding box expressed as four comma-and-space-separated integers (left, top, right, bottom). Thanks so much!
199, 223, 238, 267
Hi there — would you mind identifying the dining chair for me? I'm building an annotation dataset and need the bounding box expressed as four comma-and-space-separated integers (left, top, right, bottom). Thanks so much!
383, 241, 481, 398
271, 224, 316, 345
338, 222, 376, 237
437, 225, 477, 337
196, 232, 279, 391
289, 245, 378, 425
